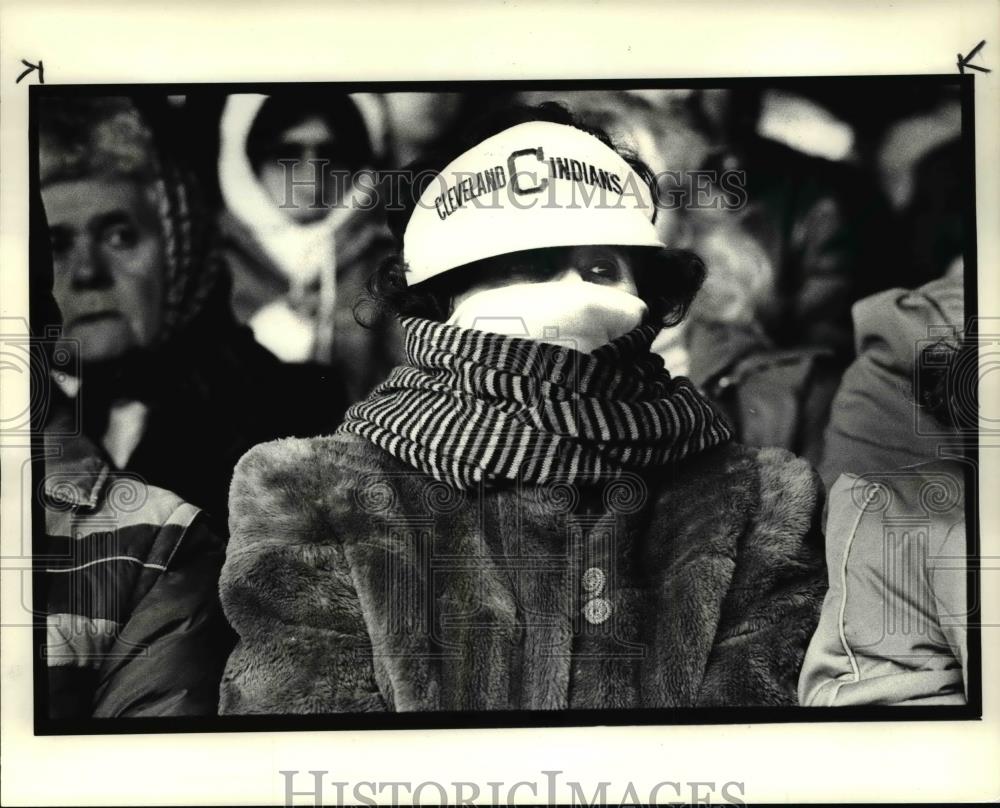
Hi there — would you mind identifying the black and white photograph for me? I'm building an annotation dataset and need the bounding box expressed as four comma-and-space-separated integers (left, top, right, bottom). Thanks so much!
26, 75, 980, 727
2, 1, 998, 806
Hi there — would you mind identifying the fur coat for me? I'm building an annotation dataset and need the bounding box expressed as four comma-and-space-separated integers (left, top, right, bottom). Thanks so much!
219, 433, 827, 713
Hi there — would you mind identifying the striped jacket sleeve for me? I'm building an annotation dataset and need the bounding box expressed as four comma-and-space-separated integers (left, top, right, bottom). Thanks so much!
90, 512, 235, 717
46, 496, 234, 719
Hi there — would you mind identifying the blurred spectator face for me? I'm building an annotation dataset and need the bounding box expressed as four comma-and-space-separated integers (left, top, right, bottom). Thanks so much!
44, 176, 164, 363
255, 114, 342, 223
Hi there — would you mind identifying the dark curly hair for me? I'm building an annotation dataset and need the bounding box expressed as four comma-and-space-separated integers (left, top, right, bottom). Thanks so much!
359, 102, 705, 327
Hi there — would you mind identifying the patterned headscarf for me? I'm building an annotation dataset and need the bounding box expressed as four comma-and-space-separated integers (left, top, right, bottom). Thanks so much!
38, 96, 221, 346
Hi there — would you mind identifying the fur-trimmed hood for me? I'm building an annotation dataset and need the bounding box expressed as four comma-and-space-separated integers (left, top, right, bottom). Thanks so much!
220, 432, 826, 713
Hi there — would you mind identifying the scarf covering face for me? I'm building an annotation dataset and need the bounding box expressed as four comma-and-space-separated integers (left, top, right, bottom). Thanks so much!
338, 316, 733, 489
446, 280, 649, 355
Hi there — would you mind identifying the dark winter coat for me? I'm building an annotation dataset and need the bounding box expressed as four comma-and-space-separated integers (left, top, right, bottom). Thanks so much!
219, 432, 827, 713
84, 287, 348, 534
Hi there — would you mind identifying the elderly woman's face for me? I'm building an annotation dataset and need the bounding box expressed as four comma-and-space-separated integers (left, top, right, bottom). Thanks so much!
43, 176, 165, 363
451, 245, 638, 312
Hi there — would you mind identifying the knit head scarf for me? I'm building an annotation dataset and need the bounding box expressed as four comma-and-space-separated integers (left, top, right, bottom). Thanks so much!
339, 316, 733, 490
39, 96, 220, 347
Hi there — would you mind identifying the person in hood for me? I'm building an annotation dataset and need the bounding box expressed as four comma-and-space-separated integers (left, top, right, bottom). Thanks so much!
216, 92, 398, 401
799, 334, 971, 706
39, 95, 342, 534
816, 263, 964, 491
219, 104, 827, 714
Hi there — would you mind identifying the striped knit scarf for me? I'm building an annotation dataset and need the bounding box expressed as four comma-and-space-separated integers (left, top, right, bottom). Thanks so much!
339, 316, 733, 490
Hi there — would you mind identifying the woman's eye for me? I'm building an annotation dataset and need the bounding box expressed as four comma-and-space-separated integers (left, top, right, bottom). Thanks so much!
103, 224, 138, 250
588, 261, 621, 280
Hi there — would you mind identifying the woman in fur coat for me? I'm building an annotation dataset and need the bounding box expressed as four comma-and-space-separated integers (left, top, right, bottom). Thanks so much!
219, 104, 827, 714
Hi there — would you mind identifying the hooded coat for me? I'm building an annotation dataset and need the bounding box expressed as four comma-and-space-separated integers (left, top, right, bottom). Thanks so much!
817, 269, 965, 491
219, 432, 827, 713
216, 93, 400, 401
